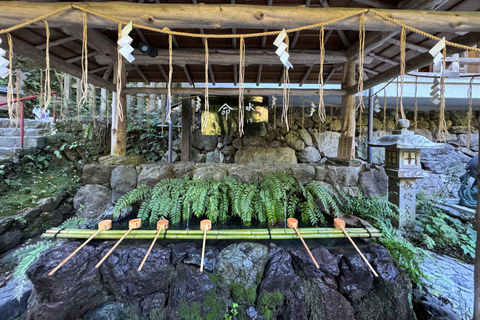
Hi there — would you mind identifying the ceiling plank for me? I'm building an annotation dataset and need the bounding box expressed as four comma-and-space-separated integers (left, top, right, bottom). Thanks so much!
124, 87, 345, 96
0, 34, 115, 90
1, 3, 479, 32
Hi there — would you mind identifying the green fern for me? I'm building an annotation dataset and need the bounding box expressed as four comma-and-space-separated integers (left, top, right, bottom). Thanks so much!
13, 241, 56, 301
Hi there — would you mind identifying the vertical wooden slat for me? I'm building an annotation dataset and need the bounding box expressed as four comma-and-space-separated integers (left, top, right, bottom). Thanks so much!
181, 97, 192, 161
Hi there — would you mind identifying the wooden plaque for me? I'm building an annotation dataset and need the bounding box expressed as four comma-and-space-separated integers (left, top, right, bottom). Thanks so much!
337, 136, 354, 160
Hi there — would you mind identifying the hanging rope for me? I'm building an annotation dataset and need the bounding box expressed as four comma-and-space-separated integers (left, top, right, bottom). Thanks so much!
166, 33, 173, 123
302, 99, 305, 129
414, 76, 418, 131
437, 46, 448, 142
43, 20, 52, 112
318, 26, 326, 124
282, 34, 290, 132
15, 69, 20, 123
238, 36, 246, 136
78, 13, 88, 120
394, 76, 399, 123
398, 27, 406, 121
467, 76, 474, 149
357, 13, 365, 139
202, 38, 210, 129
115, 22, 124, 122
383, 89, 387, 132
6, 33, 14, 124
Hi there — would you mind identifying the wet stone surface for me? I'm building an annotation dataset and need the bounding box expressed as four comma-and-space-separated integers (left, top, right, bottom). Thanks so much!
22, 241, 414, 320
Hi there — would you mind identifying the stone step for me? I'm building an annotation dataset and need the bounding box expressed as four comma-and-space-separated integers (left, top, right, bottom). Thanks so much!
0, 128, 49, 137
0, 136, 46, 149
0, 119, 50, 129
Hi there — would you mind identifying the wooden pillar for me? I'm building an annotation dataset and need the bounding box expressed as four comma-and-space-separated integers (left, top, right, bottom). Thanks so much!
76, 78, 81, 106
337, 60, 356, 160
148, 82, 157, 111
181, 98, 192, 161
111, 59, 127, 156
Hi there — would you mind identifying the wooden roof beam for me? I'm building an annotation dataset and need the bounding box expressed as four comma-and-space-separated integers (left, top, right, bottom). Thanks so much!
0, 34, 115, 90
2, 3, 480, 32
182, 65, 194, 86
352, 0, 395, 9
318, 0, 351, 48
89, 66, 109, 74
35, 35, 76, 50
208, 65, 216, 86
346, 32, 480, 94
256, 64, 263, 86
233, 64, 238, 86
370, 53, 398, 66
325, 64, 341, 84
62, 27, 117, 63
66, 52, 94, 63
157, 64, 169, 82
299, 65, 313, 86
385, 38, 429, 53
134, 65, 150, 84
124, 87, 345, 96
95, 49, 373, 66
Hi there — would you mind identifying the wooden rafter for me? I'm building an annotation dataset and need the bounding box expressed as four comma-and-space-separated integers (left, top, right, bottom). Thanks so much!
134, 65, 150, 84
35, 35, 76, 50
124, 87, 345, 96
256, 64, 263, 86
299, 65, 314, 86
182, 65, 194, 86
66, 52, 94, 63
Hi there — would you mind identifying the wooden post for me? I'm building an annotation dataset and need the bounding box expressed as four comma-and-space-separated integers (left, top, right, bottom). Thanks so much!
64, 75, 71, 117
148, 82, 157, 111
136, 82, 145, 120
474, 89, 480, 320
338, 60, 356, 159
111, 58, 127, 156
182, 98, 192, 161
100, 88, 108, 117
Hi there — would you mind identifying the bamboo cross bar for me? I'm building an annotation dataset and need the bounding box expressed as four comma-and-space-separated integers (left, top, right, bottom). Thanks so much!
334, 218, 378, 277
138, 220, 169, 271
95, 219, 141, 269
48, 220, 112, 276
199, 219, 211, 272
287, 218, 319, 269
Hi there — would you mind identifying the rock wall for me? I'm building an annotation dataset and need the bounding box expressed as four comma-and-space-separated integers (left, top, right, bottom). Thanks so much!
77, 159, 388, 218
25, 241, 414, 320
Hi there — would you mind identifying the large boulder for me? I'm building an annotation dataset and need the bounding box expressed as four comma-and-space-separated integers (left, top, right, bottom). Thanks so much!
137, 164, 174, 188
228, 165, 260, 183
311, 131, 341, 158
291, 164, 316, 185
98, 155, 145, 166
324, 165, 362, 187
192, 130, 217, 151
82, 163, 110, 186
73, 184, 111, 219
0, 278, 33, 320
110, 165, 137, 202
285, 132, 305, 151
235, 147, 297, 164
26, 243, 109, 320
173, 162, 197, 179
297, 146, 321, 163
0, 230, 23, 254
296, 129, 313, 146
359, 165, 389, 198
193, 166, 227, 182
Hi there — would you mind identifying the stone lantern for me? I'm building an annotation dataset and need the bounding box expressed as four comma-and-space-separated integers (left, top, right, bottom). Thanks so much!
369, 119, 443, 228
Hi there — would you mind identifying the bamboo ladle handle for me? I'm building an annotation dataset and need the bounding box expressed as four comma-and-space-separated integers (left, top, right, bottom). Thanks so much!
199, 219, 211, 272
287, 218, 319, 269
49, 220, 112, 276
138, 220, 169, 271
334, 218, 378, 277
95, 219, 141, 269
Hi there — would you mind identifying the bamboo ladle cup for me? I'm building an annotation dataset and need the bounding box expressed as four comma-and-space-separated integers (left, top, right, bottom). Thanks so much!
95, 219, 141, 268
199, 219, 211, 272
287, 218, 319, 269
333, 218, 378, 277
137, 220, 169, 271
49, 220, 112, 276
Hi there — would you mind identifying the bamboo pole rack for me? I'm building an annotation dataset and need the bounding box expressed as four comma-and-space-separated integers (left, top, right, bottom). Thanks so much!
43, 227, 381, 240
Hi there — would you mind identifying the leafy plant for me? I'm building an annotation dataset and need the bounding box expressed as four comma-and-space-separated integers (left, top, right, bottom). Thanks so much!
114, 173, 339, 226
13, 240, 56, 301
342, 193, 428, 286
224, 303, 238, 320
415, 191, 476, 260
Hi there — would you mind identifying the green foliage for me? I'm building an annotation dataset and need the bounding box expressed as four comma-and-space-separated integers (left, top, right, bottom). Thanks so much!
257, 291, 284, 320
13, 240, 56, 301
224, 303, 239, 320
127, 117, 166, 162
415, 191, 476, 260
114, 173, 338, 226
229, 282, 256, 304
178, 301, 202, 320
59, 216, 93, 229
342, 193, 428, 286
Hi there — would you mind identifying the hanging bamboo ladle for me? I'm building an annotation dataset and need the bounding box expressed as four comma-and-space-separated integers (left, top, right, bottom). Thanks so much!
49, 220, 112, 276
199, 219, 211, 272
138, 220, 169, 271
287, 218, 319, 269
95, 219, 141, 268
333, 218, 378, 277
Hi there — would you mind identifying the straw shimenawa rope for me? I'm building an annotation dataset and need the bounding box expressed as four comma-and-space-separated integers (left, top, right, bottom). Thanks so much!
115, 22, 124, 122
78, 13, 88, 121
467, 76, 474, 148
399, 27, 406, 121
437, 47, 448, 142
202, 38, 210, 129
395, 77, 399, 123
357, 13, 365, 139
44, 20, 52, 113
318, 26, 326, 124
238, 36, 246, 136
282, 34, 290, 132
414, 76, 418, 131
166, 33, 173, 123
383, 89, 387, 132
6, 33, 14, 124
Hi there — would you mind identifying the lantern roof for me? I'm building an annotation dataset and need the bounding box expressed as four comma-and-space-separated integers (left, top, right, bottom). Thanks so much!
369, 120, 444, 149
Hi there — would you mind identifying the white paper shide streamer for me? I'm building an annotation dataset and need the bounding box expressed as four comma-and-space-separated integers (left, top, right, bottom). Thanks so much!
0, 38, 9, 79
